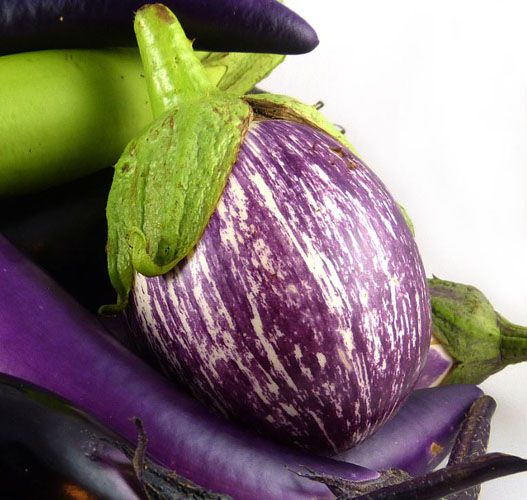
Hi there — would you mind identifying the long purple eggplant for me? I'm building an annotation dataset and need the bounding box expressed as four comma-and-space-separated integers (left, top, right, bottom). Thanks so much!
334, 385, 483, 476
0, 0, 318, 55
0, 233, 385, 500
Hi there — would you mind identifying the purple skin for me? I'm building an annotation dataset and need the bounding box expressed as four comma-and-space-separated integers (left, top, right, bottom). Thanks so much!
445, 395, 496, 499
0, 234, 381, 500
0, 0, 318, 55
0, 372, 144, 500
129, 119, 432, 454
335, 385, 484, 476
414, 342, 454, 389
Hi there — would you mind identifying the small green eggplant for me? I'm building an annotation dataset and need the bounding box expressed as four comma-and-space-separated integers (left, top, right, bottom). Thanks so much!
416, 278, 527, 387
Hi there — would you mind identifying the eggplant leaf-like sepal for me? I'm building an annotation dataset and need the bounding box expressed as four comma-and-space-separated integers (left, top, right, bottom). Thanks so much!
103, 95, 252, 312
197, 51, 285, 96
244, 93, 357, 154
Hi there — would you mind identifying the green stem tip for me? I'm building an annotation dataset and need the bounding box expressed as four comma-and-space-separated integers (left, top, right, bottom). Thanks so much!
497, 313, 527, 365
134, 4, 215, 118
429, 277, 527, 385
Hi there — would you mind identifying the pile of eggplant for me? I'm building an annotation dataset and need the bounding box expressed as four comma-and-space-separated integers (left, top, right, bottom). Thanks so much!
1, 1, 526, 499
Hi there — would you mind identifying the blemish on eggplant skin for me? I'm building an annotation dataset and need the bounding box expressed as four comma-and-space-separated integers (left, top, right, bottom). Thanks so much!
347, 158, 360, 170
62, 484, 96, 499
430, 441, 444, 456
329, 146, 345, 157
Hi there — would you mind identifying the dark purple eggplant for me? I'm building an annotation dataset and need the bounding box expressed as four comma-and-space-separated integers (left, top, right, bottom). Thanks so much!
0, 372, 233, 500
0, 0, 318, 55
0, 168, 114, 312
445, 396, 497, 500
305, 453, 527, 500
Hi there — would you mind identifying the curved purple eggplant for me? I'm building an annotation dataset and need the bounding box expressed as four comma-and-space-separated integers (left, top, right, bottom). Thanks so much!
0, 234, 381, 500
334, 385, 483, 476
445, 395, 497, 499
0, 0, 318, 55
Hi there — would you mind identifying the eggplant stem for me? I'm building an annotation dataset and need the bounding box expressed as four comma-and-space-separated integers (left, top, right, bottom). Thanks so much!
131, 417, 148, 489
99, 427, 233, 500
335, 453, 527, 500
497, 313, 527, 365
449, 396, 496, 462
288, 465, 410, 497
134, 4, 215, 118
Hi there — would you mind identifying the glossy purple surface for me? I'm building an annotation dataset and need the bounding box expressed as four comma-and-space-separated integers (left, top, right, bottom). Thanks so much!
130, 119, 432, 453
335, 385, 483, 476
0, 235, 378, 500
0, 0, 318, 54
414, 342, 454, 389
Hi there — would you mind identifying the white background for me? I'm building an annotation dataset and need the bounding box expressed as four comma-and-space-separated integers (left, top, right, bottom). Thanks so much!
264, 1, 527, 498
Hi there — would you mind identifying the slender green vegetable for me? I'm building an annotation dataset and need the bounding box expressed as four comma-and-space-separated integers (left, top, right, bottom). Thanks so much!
0, 47, 283, 198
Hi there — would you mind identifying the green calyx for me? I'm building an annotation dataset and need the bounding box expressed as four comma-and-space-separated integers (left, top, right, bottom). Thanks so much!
245, 93, 356, 153
429, 277, 527, 385
103, 5, 253, 312
104, 94, 252, 311
196, 51, 285, 96
102, 4, 361, 313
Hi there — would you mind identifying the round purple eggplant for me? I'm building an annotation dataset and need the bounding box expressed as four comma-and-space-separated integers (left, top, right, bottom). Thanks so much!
128, 118, 432, 454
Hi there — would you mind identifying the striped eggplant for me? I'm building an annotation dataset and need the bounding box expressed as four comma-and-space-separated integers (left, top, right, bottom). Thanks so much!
5, 174, 527, 397
127, 117, 432, 453
104, 5, 431, 454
